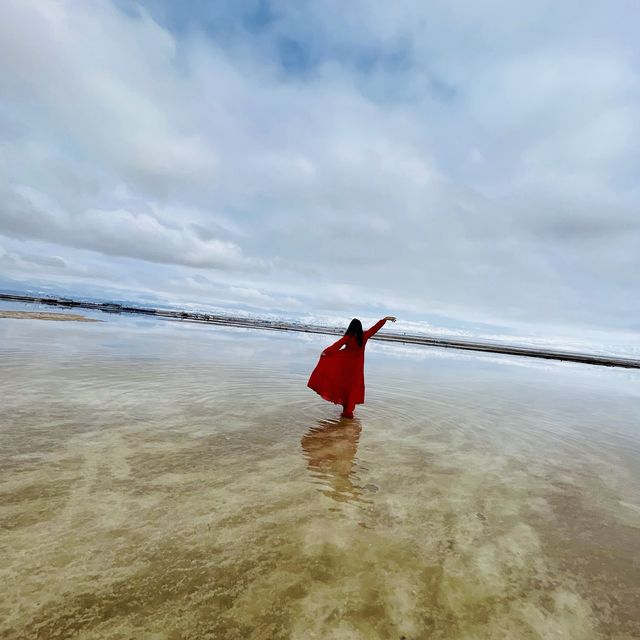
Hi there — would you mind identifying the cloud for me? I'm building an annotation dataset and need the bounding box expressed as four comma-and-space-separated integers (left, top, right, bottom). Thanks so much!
0, 186, 263, 271
0, 0, 638, 337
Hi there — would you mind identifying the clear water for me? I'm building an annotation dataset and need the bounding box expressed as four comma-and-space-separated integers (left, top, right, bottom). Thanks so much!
1, 315, 639, 639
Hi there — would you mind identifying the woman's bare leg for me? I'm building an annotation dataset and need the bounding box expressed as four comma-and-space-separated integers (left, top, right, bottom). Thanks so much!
341, 403, 355, 419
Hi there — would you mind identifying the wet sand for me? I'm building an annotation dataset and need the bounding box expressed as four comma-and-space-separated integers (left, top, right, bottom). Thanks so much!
0, 310, 98, 322
1, 316, 639, 639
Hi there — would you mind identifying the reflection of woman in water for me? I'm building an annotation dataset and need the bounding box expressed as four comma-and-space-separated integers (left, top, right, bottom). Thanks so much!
307, 316, 396, 418
301, 418, 363, 503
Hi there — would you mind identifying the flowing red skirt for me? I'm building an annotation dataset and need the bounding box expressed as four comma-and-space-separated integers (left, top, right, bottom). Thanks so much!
307, 350, 365, 407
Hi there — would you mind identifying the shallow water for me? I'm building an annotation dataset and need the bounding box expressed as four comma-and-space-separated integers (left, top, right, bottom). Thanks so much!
1, 315, 639, 639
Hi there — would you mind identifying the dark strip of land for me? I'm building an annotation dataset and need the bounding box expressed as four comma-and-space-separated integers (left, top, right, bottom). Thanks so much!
0, 310, 98, 322
2, 293, 639, 370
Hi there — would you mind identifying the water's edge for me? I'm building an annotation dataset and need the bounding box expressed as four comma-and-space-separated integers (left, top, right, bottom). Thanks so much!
2, 293, 639, 370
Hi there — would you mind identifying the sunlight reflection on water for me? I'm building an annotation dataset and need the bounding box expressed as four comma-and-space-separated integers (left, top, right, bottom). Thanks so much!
1, 315, 639, 639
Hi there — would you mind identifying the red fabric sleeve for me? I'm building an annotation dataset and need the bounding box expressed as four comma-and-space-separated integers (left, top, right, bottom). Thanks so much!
364, 319, 387, 340
322, 335, 348, 355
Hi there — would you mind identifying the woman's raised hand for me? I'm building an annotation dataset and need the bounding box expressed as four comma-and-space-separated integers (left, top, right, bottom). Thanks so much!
384, 316, 397, 322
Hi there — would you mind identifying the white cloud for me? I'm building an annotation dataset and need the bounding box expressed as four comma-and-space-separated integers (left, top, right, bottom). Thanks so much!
0, 0, 638, 338
0, 185, 263, 271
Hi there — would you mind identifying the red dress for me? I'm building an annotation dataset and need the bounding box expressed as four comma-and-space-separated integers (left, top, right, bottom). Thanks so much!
307, 319, 387, 408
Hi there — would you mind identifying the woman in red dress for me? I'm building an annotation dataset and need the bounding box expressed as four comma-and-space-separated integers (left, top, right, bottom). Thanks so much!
307, 316, 396, 418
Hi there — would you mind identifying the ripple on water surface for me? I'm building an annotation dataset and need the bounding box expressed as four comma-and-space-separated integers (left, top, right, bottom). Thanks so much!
0, 317, 639, 639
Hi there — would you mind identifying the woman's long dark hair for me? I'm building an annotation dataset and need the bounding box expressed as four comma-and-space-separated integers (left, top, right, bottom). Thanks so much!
345, 318, 363, 347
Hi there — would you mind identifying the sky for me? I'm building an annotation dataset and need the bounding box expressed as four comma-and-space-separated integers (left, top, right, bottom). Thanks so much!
0, 0, 638, 342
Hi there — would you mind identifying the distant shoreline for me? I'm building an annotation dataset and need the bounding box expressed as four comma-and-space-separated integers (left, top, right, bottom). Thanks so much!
0, 310, 99, 322
1, 293, 639, 370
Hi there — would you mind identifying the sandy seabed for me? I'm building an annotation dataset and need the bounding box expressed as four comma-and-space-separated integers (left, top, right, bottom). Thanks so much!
0, 315, 639, 639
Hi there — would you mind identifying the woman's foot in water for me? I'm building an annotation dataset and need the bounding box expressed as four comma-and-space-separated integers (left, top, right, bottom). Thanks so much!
341, 406, 354, 419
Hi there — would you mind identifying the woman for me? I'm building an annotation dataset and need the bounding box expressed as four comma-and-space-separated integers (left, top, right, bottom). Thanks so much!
307, 316, 396, 418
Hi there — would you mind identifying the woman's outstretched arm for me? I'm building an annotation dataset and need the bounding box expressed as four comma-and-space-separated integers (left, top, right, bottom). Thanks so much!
364, 316, 397, 340
322, 335, 348, 356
